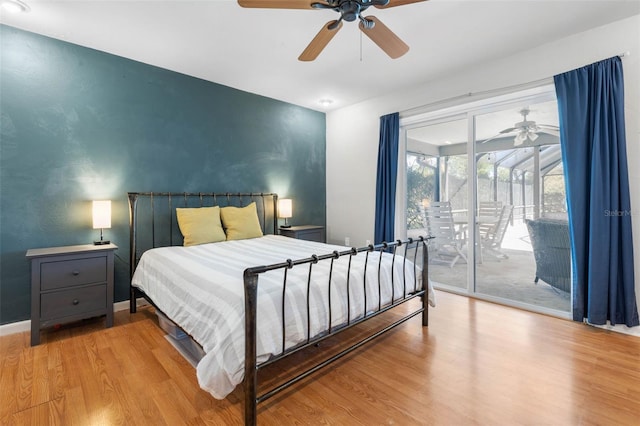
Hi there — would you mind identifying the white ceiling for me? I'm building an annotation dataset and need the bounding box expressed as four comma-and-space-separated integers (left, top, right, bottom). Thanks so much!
1, 0, 639, 112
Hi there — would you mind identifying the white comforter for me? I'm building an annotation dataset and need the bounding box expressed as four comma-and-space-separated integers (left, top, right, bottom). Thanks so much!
131, 235, 434, 399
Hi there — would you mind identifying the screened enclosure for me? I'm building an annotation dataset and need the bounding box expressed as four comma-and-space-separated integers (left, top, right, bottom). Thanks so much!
402, 91, 571, 316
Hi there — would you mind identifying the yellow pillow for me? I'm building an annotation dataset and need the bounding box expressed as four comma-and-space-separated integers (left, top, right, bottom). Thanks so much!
176, 206, 226, 246
220, 202, 264, 241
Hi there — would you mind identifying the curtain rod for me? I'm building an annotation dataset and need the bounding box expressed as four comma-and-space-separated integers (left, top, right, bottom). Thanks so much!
400, 77, 553, 118
401, 52, 631, 119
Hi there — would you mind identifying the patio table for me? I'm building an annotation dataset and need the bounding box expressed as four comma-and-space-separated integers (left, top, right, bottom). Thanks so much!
453, 215, 499, 263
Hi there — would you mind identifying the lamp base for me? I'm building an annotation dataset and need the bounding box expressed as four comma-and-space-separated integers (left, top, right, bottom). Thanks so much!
94, 240, 111, 245
280, 225, 292, 229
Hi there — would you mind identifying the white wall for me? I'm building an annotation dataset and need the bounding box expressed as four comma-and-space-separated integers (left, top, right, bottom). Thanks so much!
326, 15, 640, 311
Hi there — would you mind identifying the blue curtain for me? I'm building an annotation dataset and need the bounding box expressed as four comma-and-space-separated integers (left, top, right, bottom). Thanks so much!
554, 56, 639, 327
374, 112, 400, 244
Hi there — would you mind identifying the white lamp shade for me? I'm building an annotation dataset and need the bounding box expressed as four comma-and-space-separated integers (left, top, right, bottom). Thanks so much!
92, 200, 112, 229
278, 199, 292, 219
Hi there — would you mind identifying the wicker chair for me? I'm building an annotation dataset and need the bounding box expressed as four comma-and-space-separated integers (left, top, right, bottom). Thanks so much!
525, 218, 571, 292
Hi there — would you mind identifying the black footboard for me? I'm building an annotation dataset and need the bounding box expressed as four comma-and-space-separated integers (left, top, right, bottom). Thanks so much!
242, 237, 431, 425
127, 191, 431, 425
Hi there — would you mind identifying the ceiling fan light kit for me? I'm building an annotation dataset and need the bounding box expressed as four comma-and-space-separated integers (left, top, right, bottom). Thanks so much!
483, 107, 559, 147
237, 0, 426, 61
514, 129, 537, 146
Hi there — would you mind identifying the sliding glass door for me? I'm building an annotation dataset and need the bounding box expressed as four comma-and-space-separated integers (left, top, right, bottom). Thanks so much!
401, 87, 571, 316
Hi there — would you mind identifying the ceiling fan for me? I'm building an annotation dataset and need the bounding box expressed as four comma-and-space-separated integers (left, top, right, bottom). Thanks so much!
237, 0, 426, 61
482, 108, 560, 146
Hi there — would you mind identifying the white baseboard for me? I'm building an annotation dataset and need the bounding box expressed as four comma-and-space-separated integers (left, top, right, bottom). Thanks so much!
0, 298, 149, 337
591, 322, 640, 337
0, 319, 30, 337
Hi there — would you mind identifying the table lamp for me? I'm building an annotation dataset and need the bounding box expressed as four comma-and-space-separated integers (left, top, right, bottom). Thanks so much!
278, 198, 292, 228
92, 200, 111, 245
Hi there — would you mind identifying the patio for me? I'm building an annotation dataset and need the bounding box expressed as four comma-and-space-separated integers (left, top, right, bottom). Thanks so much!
422, 220, 571, 313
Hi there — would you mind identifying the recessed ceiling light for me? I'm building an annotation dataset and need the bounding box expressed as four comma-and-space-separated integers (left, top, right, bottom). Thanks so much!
1, 0, 30, 13
318, 99, 334, 107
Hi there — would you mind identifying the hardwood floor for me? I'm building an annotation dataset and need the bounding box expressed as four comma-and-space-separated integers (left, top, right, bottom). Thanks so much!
2, 291, 639, 425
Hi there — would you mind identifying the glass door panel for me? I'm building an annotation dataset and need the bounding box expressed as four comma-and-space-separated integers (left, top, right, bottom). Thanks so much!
406, 118, 469, 292
473, 101, 570, 312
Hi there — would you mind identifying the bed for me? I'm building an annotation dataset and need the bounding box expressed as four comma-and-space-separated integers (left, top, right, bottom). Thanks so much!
128, 192, 433, 425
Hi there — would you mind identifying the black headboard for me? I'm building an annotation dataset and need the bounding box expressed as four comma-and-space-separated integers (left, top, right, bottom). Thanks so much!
127, 192, 278, 279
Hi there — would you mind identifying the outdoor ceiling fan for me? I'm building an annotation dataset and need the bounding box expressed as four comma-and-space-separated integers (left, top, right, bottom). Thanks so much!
483, 108, 560, 146
237, 0, 426, 61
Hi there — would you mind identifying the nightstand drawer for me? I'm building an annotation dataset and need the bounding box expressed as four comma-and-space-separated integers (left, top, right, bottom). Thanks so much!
41, 285, 107, 321
41, 256, 107, 290
293, 229, 324, 242
280, 225, 325, 242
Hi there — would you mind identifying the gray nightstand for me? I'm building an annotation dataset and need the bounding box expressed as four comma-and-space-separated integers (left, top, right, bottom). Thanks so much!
26, 243, 117, 346
279, 225, 325, 243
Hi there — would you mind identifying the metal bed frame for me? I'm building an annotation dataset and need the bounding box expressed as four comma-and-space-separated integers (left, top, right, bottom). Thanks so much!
128, 192, 431, 425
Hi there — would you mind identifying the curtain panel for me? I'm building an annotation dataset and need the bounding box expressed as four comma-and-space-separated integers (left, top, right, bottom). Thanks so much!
554, 56, 638, 327
374, 112, 400, 244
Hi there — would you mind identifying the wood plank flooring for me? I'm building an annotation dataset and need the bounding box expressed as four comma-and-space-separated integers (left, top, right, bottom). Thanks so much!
2, 291, 639, 425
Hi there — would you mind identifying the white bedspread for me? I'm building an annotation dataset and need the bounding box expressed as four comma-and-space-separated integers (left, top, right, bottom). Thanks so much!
131, 235, 434, 399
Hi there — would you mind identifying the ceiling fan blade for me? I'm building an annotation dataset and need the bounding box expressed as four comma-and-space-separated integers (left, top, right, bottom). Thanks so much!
538, 128, 560, 137
238, 0, 316, 9
537, 124, 560, 131
359, 16, 409, 59
375, 0, 427, 8
479, 133, 512, 144
299, 20, 343, 62
479, 134, 500, 145
499, 127, 517, 134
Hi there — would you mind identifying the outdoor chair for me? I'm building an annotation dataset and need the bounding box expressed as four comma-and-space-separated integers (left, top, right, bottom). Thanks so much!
478, 200, 503, 215
481, 204, 513, 258
478, 201, 503, 240
424, 201, 467, 268
525, 218, 571, 292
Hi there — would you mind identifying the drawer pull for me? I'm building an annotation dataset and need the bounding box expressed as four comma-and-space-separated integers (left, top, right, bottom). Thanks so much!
72, 270, 80, 276
72, 299, 80, 305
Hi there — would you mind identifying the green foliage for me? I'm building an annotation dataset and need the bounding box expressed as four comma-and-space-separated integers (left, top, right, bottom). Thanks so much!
406, 154, 436, 230
406, 151, 568, 230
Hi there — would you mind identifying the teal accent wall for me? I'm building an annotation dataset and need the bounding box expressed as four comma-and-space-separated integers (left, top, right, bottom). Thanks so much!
0, 25, 326, 324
